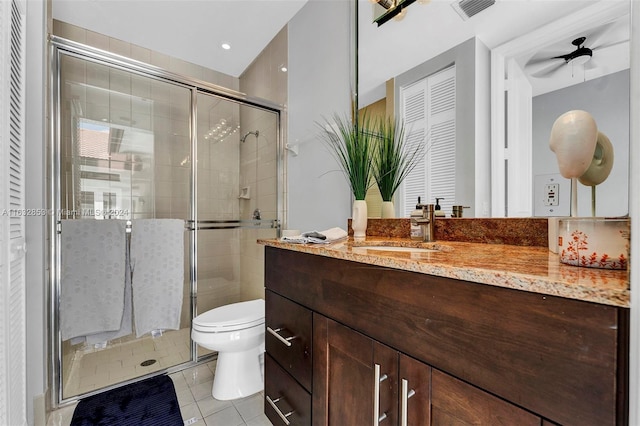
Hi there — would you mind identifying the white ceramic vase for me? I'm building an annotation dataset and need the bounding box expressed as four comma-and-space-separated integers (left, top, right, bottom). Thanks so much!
352, 200, 368, 239
381, 201, 395, 219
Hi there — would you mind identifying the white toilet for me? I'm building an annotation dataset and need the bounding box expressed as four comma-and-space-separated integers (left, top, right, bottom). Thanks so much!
191, 298, 265, 400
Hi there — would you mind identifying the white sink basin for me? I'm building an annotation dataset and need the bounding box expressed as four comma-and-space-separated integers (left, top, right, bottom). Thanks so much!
356, 246, 439, 253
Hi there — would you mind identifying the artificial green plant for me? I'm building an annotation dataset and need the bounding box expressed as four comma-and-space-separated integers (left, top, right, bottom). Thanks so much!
319, 112, 376, 200
371, 116, 425, 202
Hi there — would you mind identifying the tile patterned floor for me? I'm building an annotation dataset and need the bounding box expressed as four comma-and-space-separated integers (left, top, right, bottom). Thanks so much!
63, 328, 200, 398
47, 361, 273, 426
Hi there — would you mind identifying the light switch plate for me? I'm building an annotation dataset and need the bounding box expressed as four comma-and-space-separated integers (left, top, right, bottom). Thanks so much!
533, 173, 570, 217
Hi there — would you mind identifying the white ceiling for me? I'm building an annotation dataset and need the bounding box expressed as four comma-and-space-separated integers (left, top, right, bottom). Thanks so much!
52, 0, 309, 78
52, 0, 630, 103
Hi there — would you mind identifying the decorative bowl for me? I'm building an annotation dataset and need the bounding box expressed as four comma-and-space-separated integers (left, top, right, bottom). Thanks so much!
558, 217, 629, 270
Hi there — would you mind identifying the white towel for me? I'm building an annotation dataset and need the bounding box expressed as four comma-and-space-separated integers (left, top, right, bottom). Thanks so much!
60, 219, 127, 341
319, 227, 348, 242
130, 219, 185, 337
84, 234, 133, 345
280, 227, 348, 244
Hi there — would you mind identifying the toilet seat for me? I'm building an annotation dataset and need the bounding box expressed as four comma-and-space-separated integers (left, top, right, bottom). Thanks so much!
193, 299, 265, 333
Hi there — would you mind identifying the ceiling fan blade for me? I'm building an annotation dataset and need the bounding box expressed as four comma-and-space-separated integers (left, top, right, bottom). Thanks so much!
585, 21, 616, 47
530, 61, 566, 78
591, 39, 628, 51
525, 51, 568, 68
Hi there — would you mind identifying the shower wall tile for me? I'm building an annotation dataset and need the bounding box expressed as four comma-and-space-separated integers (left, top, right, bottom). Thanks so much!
109, 37, 131, 57
150, 50, 172, 70
258, 176, 277, 197
131, 74, 152, 100
53, 20, 86, 44
86, 63, 109, 89
238, 25, 287, 299
196, 287, 240, 315
109, 68, 132, 94
170, 57, 199, 80
86, 30, 109, 51
130, 44, 152, 64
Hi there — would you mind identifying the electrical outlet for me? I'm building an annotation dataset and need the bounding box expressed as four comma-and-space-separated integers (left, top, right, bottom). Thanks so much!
543, 183, 559, 206
534, 173, 570, 217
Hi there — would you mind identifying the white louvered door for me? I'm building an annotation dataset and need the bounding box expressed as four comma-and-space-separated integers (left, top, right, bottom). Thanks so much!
0, 0, 27, 424
400, 65, 457, 217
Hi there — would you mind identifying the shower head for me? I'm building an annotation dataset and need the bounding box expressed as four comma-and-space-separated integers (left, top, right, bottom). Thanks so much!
240, 130, 259, 143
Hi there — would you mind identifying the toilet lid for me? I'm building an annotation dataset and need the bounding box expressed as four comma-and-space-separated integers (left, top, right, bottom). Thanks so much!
193, 299, 265, 332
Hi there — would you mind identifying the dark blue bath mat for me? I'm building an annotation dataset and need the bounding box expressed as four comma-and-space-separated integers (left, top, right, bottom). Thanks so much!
70, 374, 183, 426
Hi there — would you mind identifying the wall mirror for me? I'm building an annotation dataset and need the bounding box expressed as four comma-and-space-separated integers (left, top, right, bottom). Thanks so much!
358, 0, 630, 218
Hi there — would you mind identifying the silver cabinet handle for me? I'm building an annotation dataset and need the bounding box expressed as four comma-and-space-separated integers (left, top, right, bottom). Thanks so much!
266, 395, 293, 425
373, 363, 389, 424
400, 378, 416, 426
267, 326, 296, 347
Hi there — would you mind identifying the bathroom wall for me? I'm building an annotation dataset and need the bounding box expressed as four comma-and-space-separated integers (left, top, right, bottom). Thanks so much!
287, 0, 353, 232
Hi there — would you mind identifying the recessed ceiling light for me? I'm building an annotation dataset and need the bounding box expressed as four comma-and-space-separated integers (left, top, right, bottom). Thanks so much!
280, 65, 288, 73
221, 43, 231, 50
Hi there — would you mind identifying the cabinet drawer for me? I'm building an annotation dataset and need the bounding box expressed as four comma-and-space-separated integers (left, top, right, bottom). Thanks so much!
265, 354, 311, 426
266, 290, 312, 392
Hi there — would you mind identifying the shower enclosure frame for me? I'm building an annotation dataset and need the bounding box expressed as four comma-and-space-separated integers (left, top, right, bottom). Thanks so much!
48, 36, 285, 407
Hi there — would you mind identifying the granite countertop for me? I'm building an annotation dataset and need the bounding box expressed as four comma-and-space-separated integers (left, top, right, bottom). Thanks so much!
259, 236, 630, 308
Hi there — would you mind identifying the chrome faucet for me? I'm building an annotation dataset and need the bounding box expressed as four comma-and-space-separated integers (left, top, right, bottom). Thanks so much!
410, 203, 436, 242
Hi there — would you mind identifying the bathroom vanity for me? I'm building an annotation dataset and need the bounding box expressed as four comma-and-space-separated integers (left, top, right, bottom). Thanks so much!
261, 238, 629, 426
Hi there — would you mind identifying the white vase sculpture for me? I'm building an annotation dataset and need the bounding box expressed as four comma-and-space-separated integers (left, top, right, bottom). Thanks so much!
352, 200, 368, 239
381, 201, 395, 219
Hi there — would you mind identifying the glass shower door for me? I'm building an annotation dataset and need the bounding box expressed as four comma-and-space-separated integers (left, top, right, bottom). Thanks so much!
56, 53, 193, 399
194, 92, 280, 358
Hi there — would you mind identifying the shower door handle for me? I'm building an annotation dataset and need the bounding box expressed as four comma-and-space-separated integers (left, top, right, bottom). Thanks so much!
267, 326, 296, 347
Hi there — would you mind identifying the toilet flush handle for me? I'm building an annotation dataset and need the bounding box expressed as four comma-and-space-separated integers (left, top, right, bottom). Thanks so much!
267, 326, 297, 347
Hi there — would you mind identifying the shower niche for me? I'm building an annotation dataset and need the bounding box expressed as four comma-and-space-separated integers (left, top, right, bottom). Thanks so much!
52, 40, 282, 403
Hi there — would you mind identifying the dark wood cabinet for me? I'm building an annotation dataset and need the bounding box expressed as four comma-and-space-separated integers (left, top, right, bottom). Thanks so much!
264, 290, 313, 425
264, 246, 628, 425
399, 353, 430, 425
265, 354, 311, 425
311, 314, 538, 425
431, 369, 539, 425
265, 290, 312, 392
312, 315, 398, 426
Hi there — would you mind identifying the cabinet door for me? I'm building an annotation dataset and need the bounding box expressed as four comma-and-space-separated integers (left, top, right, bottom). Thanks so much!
313, 314, 398, 426
266, 290, 313, 392
431, 369, 540, 425
399, 354, 431, 425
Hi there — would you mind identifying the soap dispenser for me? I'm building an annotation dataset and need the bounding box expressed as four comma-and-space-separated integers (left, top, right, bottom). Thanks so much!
410, 197, 424, 240
434, 197, 446, 217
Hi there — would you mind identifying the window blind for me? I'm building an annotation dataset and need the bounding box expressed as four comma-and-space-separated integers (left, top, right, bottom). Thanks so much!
400, 65, 456, 217
0, 0, 27, 424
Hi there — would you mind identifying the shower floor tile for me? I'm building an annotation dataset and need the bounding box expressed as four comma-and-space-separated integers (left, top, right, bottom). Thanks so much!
62, 327, 191, 399
47, 363, 272, 426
